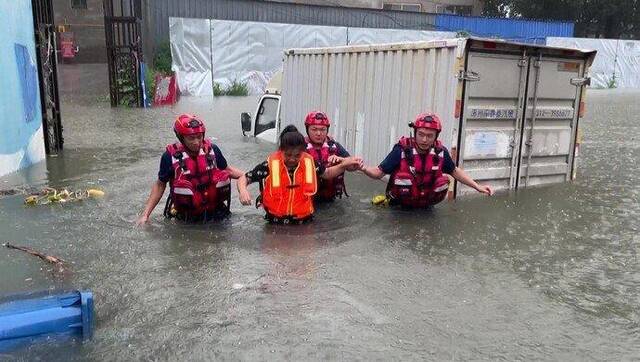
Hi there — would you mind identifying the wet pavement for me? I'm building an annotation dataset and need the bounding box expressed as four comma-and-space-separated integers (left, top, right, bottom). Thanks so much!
1, 63, 639, 360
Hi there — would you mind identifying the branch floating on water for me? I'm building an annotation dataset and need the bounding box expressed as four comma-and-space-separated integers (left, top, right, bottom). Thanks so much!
3, 242, 66, 266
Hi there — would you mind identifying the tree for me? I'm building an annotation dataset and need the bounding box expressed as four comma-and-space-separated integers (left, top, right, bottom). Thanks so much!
482, 0, 639, 39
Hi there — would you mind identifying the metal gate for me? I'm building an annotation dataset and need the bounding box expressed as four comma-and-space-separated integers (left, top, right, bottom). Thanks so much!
457, 47, 588, 195
32, 0, 63, 154
104, 0, 143, 107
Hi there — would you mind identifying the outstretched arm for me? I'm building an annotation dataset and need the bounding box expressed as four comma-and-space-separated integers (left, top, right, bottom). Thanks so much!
237, 161, 268, 205
237, 174, 252, 205
321, 157, 363, 180
225, 165, 245, 179
136, 180, 167, 226
451, 167, 493, 195
360, 166, 385, 180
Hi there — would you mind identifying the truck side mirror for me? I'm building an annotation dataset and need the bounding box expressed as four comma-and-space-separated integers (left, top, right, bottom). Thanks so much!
241, 112, 251, 135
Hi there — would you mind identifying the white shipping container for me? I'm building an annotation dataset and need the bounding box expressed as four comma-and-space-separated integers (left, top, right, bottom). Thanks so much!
278, 38, 596, 197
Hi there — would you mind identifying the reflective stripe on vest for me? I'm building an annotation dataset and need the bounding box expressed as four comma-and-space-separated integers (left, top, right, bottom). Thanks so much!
173, 187, 194, 196
270, 159, 281, 188
434, 183, 449, 193
216, 179, 231, 188
304, 157, 313, 185
394, 179, 413, 186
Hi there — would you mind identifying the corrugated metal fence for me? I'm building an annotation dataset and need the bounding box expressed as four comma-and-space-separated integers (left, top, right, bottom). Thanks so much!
142, 0, 437, 57
435, 14, 574, 44
141, 1, 575, 60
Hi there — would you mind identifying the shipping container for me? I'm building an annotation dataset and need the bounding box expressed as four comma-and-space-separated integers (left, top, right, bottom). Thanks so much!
266, 38, 596, 197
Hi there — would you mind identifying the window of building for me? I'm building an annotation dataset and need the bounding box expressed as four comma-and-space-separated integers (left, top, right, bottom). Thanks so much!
436, 5, 473, 16
383, 3, 422, 12
71, 0, 87, 9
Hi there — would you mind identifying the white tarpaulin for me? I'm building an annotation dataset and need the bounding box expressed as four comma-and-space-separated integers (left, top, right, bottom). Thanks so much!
347, 27, 455, 45
169, 18, 456, 96
170, 18, 213, 96
547, 37, 640, 89
211, 20, 349, 95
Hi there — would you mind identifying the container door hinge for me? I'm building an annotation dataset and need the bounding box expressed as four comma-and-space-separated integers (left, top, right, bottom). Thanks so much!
457, 70, 480, 82
570, 77, 591, 86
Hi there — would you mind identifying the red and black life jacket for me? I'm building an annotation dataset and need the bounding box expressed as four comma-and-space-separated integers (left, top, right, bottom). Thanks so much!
164, 139, 231, 219
386, 137, 450, 208
305, 136, 347, 200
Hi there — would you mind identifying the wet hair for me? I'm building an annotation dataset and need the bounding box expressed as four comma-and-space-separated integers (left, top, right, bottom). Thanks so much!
279, 125, 306, 151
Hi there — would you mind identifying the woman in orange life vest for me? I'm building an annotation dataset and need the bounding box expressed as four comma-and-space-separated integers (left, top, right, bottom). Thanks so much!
360, 112, 494, 208
237, 125, 362, 224
303, 111, 360, 202
136, 114, 247, 225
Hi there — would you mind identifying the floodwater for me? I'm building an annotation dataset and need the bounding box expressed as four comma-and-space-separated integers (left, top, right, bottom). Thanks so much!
1, 64, 639, 360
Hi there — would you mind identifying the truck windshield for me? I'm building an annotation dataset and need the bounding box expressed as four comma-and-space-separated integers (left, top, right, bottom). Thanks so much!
255, 97, 278, 136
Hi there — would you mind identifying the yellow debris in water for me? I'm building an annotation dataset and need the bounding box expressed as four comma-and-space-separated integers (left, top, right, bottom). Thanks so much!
372, 194, 388, 206
87, 189, 105, 198
24, 187, 105, 206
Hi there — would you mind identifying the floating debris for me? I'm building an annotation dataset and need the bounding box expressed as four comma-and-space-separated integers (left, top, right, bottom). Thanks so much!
24, 187, 105, 206
3, 242, 66, 267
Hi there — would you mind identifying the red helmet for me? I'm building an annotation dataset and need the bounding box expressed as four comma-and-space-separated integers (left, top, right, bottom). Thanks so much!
410, 113, 442, 133
304, 111, 330, 127
174, 114, 206, 138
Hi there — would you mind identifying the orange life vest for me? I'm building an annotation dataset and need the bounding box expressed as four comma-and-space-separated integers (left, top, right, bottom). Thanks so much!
262, 151, 317, 220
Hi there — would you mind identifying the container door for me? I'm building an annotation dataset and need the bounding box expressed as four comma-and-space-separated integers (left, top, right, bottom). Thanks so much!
518, 56, 585, 188
457, 51, 530, 195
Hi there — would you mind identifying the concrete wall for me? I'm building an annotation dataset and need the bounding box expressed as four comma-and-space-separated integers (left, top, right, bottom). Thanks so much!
52, 0, 106, 63
0, 1, 46, 178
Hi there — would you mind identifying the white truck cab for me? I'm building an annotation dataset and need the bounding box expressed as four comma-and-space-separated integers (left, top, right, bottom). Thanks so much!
240, 72, 282, 144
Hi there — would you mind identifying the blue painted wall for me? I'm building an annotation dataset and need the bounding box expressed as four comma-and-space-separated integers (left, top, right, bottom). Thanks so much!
0, 1, 45, 177
436, 14, 574, 45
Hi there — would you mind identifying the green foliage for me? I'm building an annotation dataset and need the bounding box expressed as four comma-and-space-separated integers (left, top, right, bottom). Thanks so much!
116, 73, 137, 107
153, 41, 173, 75
213, 82, 224, 96
607, 75, 617, 89
145, 65, 156, 101
225, 79, 249, 96
212, 79, 249, 97
482, 0, 640, 39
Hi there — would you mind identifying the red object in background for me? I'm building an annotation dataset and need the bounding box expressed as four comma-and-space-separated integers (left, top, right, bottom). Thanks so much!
59, 32, 77, 60
153, 74, 179, 106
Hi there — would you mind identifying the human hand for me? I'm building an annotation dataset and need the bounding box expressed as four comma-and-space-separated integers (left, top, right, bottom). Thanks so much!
346, 156, 364, 171
327, 155, 344, 165
239, 189, 252, 205
477, 184, 494, 196
135, 214, 149, 227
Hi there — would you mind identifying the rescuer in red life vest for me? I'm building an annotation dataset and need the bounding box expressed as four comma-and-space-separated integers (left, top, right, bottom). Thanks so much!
136, 114, 247, 224
303, 111, 360, 202
360, 112, 493, 208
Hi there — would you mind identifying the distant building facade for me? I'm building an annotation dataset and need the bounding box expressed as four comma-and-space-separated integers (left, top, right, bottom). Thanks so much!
264, 0, 484, 16
52, 0, 106, 63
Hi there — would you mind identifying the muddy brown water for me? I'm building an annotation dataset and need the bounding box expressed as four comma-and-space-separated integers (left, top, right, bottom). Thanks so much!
1, 64, 639, 360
